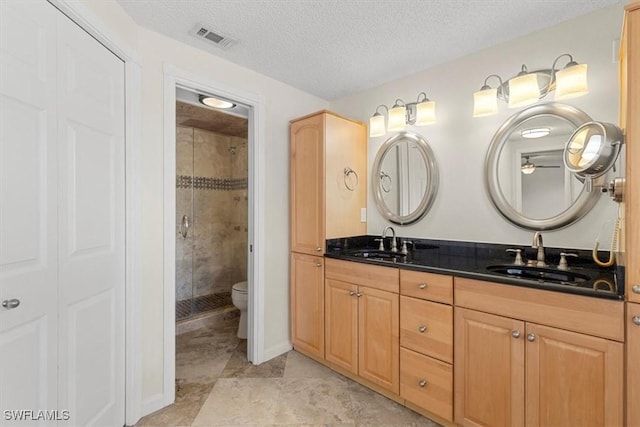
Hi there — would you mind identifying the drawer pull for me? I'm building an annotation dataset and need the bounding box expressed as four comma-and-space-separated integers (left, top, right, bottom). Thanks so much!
418, 379, 427, 387
633, 316, 640, 326
633, 285, 640, 294
512, 330, 521, 339
418, 283, 427, 290
418, 325, 427, 333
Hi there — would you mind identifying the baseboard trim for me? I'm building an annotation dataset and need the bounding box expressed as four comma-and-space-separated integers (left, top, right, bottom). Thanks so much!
262, 341, 292, 363
140, 393, 165, 419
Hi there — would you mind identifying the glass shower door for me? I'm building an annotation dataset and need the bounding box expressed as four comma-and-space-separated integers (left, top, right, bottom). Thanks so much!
176, 126, 195, 320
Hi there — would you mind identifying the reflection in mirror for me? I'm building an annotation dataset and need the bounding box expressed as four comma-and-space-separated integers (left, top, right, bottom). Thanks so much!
486, 103, 601, 230
372, 132, 438, 225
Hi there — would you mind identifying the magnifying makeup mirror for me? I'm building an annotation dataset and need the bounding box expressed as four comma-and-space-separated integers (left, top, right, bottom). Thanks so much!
563, 121, 624, 194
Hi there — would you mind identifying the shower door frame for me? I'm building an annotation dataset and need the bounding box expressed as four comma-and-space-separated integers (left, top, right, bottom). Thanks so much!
162, 65, 266, 407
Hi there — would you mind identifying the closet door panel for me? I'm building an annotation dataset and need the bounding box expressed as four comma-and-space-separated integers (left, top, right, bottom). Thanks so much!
0, 0, 59, 416
56, 11, 126, 426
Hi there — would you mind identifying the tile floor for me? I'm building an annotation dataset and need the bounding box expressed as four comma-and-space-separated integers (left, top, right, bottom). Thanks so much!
136, 317, 442, 427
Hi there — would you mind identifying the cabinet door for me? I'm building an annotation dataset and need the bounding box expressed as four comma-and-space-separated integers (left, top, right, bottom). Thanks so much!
525, 323, 623, 427
358, 286, 399, 393
324, 113, 366, 239
325, 278, 358, 374
290, 114, 325, 255
290, 253, 324, 359
623, 4, 640, 303
628, 303, 640, 426
454, 308, 525, 427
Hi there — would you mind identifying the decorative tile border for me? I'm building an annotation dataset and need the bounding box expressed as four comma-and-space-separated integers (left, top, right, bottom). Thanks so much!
176, 175, 247, 190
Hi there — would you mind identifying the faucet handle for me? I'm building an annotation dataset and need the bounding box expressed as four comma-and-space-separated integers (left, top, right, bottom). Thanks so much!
374, 238, 384, 251
558, 252, 578, 271
401, 240, 413, 255
506, 248, 524, 266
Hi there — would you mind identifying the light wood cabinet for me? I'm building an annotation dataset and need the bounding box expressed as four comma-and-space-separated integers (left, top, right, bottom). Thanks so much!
289, 110, 367, 360
628, 303, 640, 426
454, 308, 524, 427
399, 270, 454, 422
325, 258, 400, 394
454, 279, 624, 427
622, 2, 640, 303
290, 110, 367, 254
290, 253, 325, 360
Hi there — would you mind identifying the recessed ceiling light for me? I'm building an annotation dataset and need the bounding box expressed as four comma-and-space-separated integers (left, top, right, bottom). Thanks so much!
521, 127, 550, 139
199, 95, 236, 109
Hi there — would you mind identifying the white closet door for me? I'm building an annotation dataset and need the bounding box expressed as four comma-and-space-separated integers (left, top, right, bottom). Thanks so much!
55, 8, 125, 427
0, 1, 60, 423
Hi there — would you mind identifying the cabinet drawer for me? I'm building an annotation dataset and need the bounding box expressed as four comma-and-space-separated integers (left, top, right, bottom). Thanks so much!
325, 258, 399, 293
400, 347, 453, 422
400, 296, 453, 363
400, 269, 452, 304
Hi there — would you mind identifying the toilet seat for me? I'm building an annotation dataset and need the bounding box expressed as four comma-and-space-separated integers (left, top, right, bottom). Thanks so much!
232, 281, 248, 293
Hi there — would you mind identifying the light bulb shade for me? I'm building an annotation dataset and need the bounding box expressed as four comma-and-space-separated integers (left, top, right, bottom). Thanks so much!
508, 73, 540, 108
199, 95, 236, 109
473, 88, 498, 117
387, 105, 407, 131
369, 114, 386, 137
521, 162, 536, 174
415, 100, 436, 125
555, 63, 588, 100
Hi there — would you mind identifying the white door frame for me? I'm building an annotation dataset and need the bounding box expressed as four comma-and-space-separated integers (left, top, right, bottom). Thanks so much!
162, 65, 267, 405
46, 1, 143, 425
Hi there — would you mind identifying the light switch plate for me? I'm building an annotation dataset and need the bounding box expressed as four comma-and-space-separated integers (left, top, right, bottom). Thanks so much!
361, 208, 367, 222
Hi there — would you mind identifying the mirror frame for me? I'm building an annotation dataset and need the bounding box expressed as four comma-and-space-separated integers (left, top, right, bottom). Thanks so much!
372, 131, 439, 225
485, 102, 602, 231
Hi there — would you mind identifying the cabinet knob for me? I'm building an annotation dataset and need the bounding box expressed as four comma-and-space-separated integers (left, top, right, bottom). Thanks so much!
356, 292, 362, 298
2, 299, 20, 310
418, 283, 427, 290
316, 247, 322, 252
349, 290, 357, 296
633, 285, 640, 294
418, 379, 427, 388
418, 325, 427, 333
633, 316, 640, 326
527, 333, 536, 342
511, 330, 521, 339
315, 262, 322, 267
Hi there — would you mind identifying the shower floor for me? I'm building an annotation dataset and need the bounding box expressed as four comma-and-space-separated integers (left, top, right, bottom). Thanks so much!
176, 291, 232, 320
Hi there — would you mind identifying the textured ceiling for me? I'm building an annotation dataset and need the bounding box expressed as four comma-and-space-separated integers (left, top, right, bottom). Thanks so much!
117, 0, 620, 101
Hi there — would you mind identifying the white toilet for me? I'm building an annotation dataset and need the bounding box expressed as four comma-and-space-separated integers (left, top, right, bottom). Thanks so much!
231, 281, 248, 339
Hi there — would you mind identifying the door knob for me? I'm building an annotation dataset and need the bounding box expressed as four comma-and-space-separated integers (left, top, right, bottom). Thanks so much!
2, 299, 20, 309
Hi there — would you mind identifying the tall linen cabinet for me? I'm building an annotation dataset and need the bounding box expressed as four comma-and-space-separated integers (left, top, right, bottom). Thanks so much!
289, 111, 367, 360
621, 2, 640, 426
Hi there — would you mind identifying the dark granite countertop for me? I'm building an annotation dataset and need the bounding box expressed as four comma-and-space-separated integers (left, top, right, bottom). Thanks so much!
325, 235, 624, 301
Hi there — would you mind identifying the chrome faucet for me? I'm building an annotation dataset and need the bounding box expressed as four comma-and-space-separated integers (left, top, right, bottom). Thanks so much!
532, 232, 546, 267
382, 226, 397, 252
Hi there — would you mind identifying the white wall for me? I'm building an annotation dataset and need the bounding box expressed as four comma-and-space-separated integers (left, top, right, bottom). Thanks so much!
330, 3, 625, 250
76, 0, 328, 413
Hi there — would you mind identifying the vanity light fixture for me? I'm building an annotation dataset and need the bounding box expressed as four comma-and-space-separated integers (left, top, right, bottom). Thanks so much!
199, 95, 236, 109
521, 127, 550, 139
472, 53, 588, 117
369, 92, 436, 137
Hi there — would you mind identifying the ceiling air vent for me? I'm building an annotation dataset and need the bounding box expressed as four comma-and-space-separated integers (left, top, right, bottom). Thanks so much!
191, 24, 236, 49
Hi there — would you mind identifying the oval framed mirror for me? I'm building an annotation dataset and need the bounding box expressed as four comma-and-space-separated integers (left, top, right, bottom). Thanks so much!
372, 131, 439, 225
485, 102, 602, 230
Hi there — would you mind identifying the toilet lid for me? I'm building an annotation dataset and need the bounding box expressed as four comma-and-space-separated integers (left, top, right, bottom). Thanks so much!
232, 281, 248, 293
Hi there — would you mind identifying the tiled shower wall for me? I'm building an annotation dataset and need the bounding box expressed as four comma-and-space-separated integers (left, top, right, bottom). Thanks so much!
176, 126, 248, 319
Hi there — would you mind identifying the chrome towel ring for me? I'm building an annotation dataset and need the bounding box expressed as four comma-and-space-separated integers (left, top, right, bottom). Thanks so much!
344, 167, 359, 191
